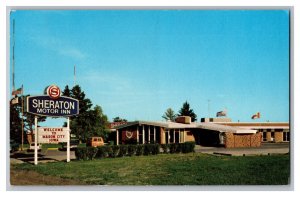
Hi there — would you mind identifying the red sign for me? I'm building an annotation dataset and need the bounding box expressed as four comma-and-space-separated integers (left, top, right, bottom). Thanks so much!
47, 85, 61, 99
109, 122, 127, 129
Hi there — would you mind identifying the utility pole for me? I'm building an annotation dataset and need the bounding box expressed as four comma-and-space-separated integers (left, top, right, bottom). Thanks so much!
21, 85, 24, 151
12, 19, 15, 91
74, 65, 76, 87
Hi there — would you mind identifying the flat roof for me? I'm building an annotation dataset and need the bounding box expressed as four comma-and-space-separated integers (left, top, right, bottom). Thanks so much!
214, 122, 289, 129
115, 120, 257, 134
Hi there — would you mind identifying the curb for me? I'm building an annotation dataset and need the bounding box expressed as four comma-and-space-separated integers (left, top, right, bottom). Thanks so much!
47, 148, 59, 150
213, 152, 232, 156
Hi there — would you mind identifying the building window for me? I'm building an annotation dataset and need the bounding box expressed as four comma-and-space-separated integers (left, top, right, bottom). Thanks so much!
271, 131, 275, 142
283, 130, 290, 142
263, 132, 267, 142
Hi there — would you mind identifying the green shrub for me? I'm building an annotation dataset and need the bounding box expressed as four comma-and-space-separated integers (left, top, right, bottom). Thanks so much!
152, 144, 160, 155
169, 143, 178, 154
118, 145, 128, 157
143, 144, 151, 155
75, 147, 87, 160
111, 145, 120, 158
96, 146, 112, 159
75, 147, 98, 160
143, 144, 160, 155
182, 142, 195, 153
76, 142, 194, 161
176, 143, 182, 153
161, 144, 169, 153
136, 144, 144, 156
128, 144, 137, 156
86, 147, 98, 160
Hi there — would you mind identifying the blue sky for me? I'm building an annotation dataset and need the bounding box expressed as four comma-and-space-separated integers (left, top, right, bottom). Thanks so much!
10, 10, 289, 124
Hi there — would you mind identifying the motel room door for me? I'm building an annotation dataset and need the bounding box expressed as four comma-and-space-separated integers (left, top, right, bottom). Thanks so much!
165, 130, 169, 144
175, 131, 180, 143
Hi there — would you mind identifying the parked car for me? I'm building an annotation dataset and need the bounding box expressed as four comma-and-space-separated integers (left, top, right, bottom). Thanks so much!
61, 139, 79, 149
87, 137, 104, 147
28, 143, 42, 152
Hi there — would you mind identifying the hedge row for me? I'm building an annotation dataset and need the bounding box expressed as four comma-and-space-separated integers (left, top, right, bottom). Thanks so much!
75, 142, 195, 161
161, 142, 195, 154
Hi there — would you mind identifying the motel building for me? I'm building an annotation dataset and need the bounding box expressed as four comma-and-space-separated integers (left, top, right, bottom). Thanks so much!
113, 116, 289, 148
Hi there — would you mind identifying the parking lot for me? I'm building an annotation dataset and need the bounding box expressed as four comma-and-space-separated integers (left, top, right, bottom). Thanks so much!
10, 149, 76, 164
195, 142, 290, 156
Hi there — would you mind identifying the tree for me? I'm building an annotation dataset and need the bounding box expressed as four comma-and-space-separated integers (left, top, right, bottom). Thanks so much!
10, 97, 22, 144
10, 95, 46, 144
62, 85, 109, 142
113, 116, 127, 122
162, 108, 177, 122
178, 101, 197, 122
62, 85, 71, 97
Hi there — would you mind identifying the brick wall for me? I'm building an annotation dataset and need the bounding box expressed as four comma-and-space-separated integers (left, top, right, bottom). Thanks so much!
160, 127, 165, 144
234, 134, 251, 147
250, 132, 262, 147
224, 132, 261, 148
275, 132, 283, 142
224, 133, 235, 148
185, 131, 195, 142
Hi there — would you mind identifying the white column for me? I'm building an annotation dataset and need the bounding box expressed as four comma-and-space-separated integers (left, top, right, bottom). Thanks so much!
67, 117, 70, 162
34, 116, 38, 165
183, 129, 185, 143
136, 126, 139, 144
154, 126, 156, 143
116, 130, 119, 145
173, 129, 175, 143
148, 126, 150, 143
166, 130, 169, 144
142, 125, 145, 144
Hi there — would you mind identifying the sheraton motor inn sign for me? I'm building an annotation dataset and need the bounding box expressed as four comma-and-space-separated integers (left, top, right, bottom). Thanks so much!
27, 85, 79, 117
26, 85, 79, 165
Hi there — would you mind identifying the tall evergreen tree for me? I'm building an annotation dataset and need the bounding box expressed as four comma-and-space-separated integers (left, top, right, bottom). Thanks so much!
62, 85, 71, 97
62, 85, 109, 142
178, 101, 197, 122
162, 108, 177, 121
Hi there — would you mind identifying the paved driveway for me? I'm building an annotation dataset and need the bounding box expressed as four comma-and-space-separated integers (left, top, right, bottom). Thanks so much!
10, 149, 76, 164
195, 142, 289, 156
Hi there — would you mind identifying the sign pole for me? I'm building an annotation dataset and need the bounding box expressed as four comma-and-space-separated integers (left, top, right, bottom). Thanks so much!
67, 117, 70, 162
34, 116, 38, 165
21, 86, 24, 151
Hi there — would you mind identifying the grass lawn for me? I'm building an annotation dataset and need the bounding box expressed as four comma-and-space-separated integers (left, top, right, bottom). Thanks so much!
11, 153, 290, 185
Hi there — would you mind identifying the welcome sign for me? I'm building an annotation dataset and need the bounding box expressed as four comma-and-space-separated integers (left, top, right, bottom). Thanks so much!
38, 127, 69, 143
